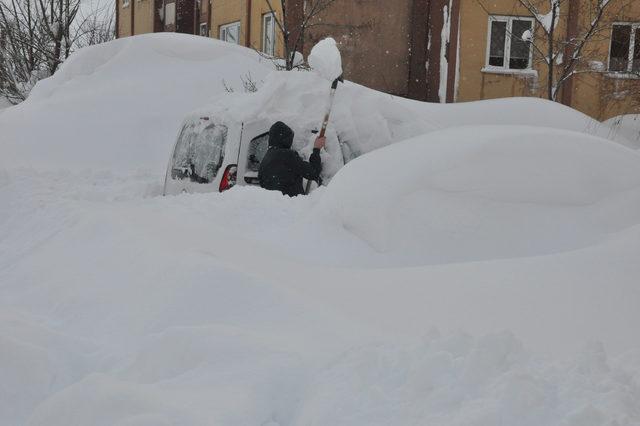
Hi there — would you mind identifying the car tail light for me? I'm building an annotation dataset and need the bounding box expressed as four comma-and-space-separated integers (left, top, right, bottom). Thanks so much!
219, 164, 237, 192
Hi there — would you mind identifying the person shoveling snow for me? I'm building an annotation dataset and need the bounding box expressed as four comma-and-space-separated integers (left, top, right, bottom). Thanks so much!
259, 38, 342, 197
259, 121, 325, 196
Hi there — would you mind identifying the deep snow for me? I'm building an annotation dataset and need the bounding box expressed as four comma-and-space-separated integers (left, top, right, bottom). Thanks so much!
605, 114, 640, 149
1, 34, 640, 425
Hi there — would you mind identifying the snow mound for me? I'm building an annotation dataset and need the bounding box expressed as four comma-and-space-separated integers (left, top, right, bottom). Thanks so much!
308, 37, 343, 81
0, 33, 274, 172
192, 71, 625, 187
0, 34, 626, 178
317, 125, 640, 265
298, 332, 640, 426
605, 114, 640, 149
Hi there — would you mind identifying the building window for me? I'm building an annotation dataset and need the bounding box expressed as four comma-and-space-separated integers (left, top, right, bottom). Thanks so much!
220, 22, 241, 44
164, 2, 176, 27
609, 23, 640, 72
123, 0, 129, 7
200, 23, 209, 37
486, 16, 534, 70
262, 12, 276, 56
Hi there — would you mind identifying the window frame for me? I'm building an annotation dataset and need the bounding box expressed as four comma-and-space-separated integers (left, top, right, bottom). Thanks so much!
200, 23, 209, 37
164, 2, 176, 27
608, 22, 640, 73
485, 15, 535, 72
262, 12, 276, 56
219, 21, 241, 45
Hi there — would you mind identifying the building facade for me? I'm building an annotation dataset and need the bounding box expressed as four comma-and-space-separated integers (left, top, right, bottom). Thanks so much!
116, 0, 640, 120
117, 0, 285, 57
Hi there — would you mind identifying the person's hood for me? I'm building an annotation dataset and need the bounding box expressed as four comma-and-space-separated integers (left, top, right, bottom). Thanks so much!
268, 121, 294, 149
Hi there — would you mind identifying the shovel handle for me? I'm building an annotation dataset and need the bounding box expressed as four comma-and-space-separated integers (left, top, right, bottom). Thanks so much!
306, 76, 342, 195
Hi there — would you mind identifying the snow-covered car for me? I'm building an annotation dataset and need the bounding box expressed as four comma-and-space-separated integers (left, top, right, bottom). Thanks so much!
163, 114, 330, 195
164, 116, 268, 195
163, 65, 628, 197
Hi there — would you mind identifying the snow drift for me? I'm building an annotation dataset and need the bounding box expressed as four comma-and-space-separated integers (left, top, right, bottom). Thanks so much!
317, 125, 640, 265
186, 70, 628, 185
0, 33, 274, 172
605, 114, 640, 149
1, 35, 640, 426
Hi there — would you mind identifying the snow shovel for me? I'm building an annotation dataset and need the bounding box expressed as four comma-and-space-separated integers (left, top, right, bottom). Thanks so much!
305, 74, 343, 195
305, 37, 344, 195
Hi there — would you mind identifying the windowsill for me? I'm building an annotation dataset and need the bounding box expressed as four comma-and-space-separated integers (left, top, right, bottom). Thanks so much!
605, 72, 640, 80
481, 67, 538, 76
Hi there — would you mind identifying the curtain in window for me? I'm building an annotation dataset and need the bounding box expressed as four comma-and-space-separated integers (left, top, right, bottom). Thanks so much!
610, 25, 631, 72
489, 21, 507, 67
510, 20, 532, 69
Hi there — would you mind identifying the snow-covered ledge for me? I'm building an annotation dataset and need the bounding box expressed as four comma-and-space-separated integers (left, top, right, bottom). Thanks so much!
605, 72, 640, 80
481, 67, 538, 77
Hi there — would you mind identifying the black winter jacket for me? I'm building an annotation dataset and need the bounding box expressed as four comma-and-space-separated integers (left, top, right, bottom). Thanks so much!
259, 121, 322, 197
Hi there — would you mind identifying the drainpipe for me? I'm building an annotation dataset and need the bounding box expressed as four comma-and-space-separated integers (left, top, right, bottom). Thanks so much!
445, 0, 461, 103
130, 0, 135, 35
245, 0, 252, 48
115, 0, 120, 38
408, 0, 429, 100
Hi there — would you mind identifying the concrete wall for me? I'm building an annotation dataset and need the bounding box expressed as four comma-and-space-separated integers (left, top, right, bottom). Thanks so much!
306, 0, 414, 97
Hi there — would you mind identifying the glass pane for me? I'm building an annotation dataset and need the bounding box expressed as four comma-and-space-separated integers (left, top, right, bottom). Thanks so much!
165, 3, 175, 26
171, 124, 227, 184
228, 25, 239, 44
171, 124, 197, 180
246, 133, 270, 173
610, 25, 631, 71
489, 20, 507, 67
264, 15, 274, 55
633, 28, 640, 72
510, 20, 532, 69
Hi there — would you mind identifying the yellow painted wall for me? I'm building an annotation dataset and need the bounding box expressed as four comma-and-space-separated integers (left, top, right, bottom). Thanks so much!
456, 0, 563, 102
133, 0, 155, 35
211, 0, 245, 43
456, 0, 640, 120
211, 0, 284, 57
118, 0, 132, 37
249, 1, 284, 57
117, 0, 154, 37
567, 0, 640, 120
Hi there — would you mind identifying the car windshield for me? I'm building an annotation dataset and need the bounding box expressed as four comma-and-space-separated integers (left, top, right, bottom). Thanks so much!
171, 123, 228, 183
246, 132, 270, 173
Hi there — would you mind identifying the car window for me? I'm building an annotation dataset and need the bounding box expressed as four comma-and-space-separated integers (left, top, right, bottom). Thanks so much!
171, 123, 228, 183
246, 132, 269, 173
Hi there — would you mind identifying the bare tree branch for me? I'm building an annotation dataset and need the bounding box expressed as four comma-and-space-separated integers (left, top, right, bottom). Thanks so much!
0, 0, 114, 103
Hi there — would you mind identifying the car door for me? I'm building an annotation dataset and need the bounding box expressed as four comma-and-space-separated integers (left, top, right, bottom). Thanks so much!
237, 120, 271, 186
